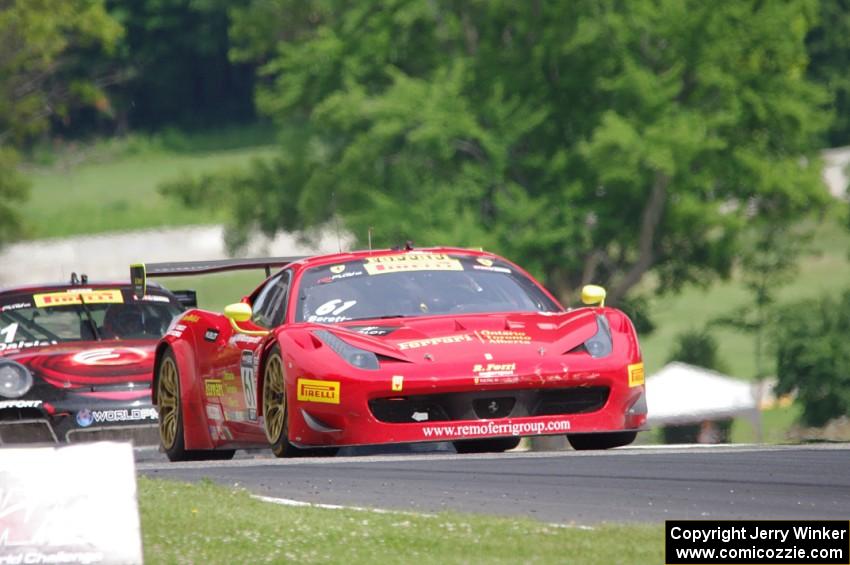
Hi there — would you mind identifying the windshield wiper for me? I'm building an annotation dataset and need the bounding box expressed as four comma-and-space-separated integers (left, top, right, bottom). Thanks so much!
77, 294, 101, 341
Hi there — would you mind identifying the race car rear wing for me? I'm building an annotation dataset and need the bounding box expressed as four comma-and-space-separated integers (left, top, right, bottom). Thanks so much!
130, 257, 307, 306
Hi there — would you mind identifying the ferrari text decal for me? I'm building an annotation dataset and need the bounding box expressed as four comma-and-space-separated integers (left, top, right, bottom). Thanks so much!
475, 330, 532, 345
33, 289, 123, 308
363, 253, 463, 275
181, 314, 201, 323
240, 351, 257, 414
628, 362, 645, 387
297, 378, 340, 404
205, 379, 223, 397
397, 334, 473, 350
421, 418, 571, 438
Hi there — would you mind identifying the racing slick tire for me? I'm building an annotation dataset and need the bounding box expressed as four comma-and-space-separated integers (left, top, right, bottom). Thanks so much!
567, 431, 637, 451
156, 349, 235, 462
453, 437, 521, 454
263, 346, 338, 458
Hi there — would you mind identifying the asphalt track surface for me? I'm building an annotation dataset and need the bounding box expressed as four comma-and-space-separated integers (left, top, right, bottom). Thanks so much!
137, 443, 849, 524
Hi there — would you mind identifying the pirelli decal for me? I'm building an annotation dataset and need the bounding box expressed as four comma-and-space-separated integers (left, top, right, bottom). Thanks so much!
297, 378, 340, 405
363, 253, 462, 275
34, 289, 124, 308
628, 362, 645, 387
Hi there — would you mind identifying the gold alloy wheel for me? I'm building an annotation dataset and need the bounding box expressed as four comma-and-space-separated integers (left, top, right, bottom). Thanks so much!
157, 357, 180, 450
263, 353, 286, 443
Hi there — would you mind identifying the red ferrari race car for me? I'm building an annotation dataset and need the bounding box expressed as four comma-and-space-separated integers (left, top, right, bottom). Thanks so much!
0, 275, 188, 445
137, 247, 647, 461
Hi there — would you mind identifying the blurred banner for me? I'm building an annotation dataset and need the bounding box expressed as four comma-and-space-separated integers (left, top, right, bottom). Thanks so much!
0, 442, 143, 565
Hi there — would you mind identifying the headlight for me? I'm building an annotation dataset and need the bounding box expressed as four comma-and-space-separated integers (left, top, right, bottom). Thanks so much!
584, 314, 613, 358
313, 330, 380, 371
0, 360, 34, 398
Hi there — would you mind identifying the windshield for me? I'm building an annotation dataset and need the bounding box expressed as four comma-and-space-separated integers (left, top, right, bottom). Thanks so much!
295, 253, 560, 323
0, 288, 182, 352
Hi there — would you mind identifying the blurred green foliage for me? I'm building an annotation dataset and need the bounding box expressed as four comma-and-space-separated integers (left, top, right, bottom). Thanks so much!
0, 0, 122, 245
807, 0, 850, 146
772, 290, 850, 427
666, 328, 727, 374
164, 0, 831, 306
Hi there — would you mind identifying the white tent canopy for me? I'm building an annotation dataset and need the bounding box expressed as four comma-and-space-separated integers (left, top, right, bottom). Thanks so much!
646, 361, 759, 426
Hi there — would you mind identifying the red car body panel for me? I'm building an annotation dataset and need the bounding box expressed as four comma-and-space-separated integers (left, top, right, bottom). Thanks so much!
153, 247, 647, 452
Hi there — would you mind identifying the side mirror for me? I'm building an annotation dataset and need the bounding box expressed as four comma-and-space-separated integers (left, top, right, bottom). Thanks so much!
224, 302, 252, 322
581, 285, 606, 306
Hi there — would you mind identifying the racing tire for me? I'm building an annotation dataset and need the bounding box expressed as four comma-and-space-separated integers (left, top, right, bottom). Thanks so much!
566, 431, 637, 451
156, 349, 236, 462
453, 437, 521, 454
263, 346, 338, 458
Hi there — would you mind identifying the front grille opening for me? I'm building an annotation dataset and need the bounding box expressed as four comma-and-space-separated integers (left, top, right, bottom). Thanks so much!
533, 386, 609, 415
472, 397, 516, 419
369, 397, 450, 423
370, 386, 610, 424
0, 408, 43, 421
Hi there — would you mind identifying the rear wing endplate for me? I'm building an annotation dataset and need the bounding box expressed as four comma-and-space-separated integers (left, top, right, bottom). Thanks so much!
130, 257, 307, 300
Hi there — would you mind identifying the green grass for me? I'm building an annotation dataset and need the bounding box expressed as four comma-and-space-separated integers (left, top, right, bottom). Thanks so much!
138, 477, 663, 565
159, 272, 270, 313
19, 125, 277, 239
639, 215, 850, 379
730, 403, 802, 444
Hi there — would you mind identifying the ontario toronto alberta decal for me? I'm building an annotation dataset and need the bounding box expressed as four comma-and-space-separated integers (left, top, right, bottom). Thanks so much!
297, 378, 340, 404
